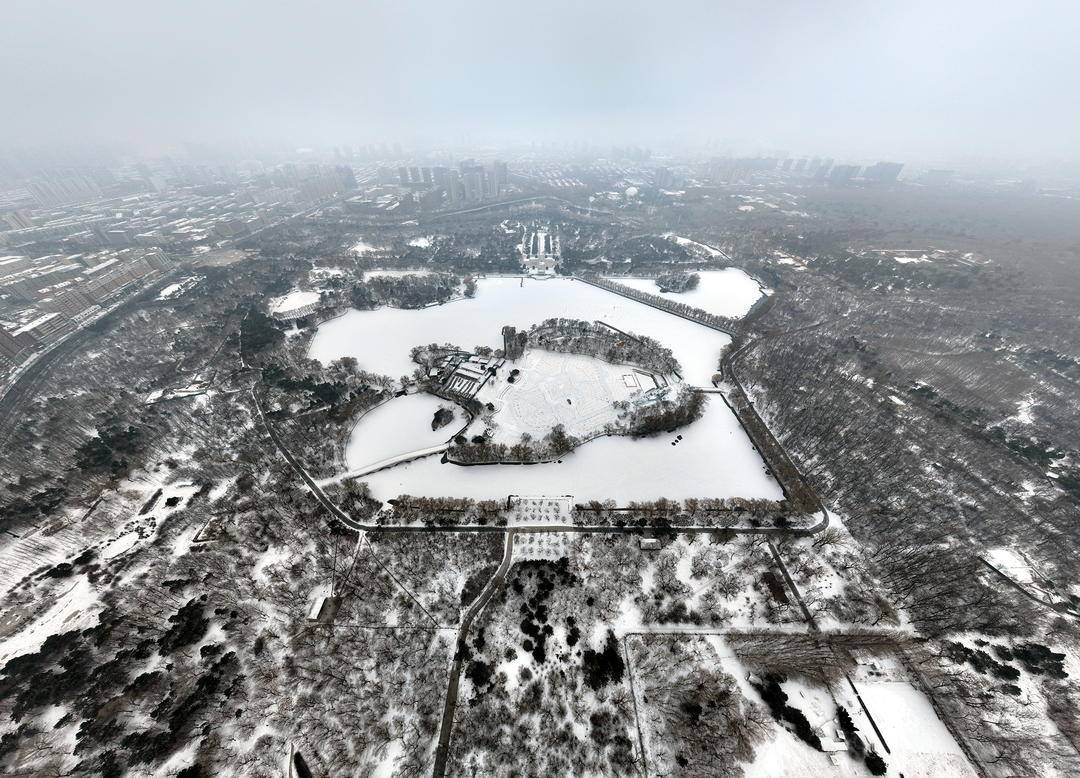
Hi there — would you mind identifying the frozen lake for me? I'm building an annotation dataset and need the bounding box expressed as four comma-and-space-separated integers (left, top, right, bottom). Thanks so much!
312, 276, 780, 503
606, 268, 766, 319
308, 276, 732, 386
344, 393, 458, 472
357, 395, 782, 503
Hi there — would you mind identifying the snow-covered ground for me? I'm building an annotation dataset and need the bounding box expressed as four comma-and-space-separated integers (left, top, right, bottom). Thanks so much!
157, 282, 184, 299
1013, 393, 1036, 424
344, 393, 459, 472
0, 576, 101, 664
733, 664, 852, 777
363, 268, 437, 278
0, 447, 200, 593
607, 268, 767, 319
407, 236, 433, 248
661, 233, 728, 259
309, 265, 346, 278
855, 680, 976, 777
269, 290, 320, 314
308, 276, 733, 387
986, 547, 1035, 583
370, 739, 403, 777
512, 531, 571, 558
156, 276, 200, 300
351, 237, 383, 255
357, 395, 781, 504
984, 546, 1062, 603
894, 253, 931, 264
467, 349, 662, 446
707, 637, 977, 778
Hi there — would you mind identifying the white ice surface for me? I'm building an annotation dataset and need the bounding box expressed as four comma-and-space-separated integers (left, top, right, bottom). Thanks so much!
345, 393, 458, 471
607, 268, 766, 319
358, 394, 781, 503
308, 276, 732, 386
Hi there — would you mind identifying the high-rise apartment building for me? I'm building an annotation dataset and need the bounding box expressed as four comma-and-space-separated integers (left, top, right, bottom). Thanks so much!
863, 161, 904, 183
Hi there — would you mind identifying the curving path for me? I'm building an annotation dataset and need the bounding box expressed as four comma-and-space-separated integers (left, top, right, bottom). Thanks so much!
431, 530, 515, 778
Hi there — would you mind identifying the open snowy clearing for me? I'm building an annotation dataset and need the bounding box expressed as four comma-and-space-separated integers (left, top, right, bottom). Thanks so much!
357, 395, 781, 504
709, 639, 975, 777
894, 254, 931, 264
984, 546, 1062, 602
308, 276, 732, 386
856, 681, 976, 777
363, 268, 438, 278
156, 276, 199, 300
157, 282, 184, 299
662, 233, 728, 258
467, 349, 665, 445
986, 547, 1037, 584
269, 290, 320, 314
607, 268, 767, 319
344, 393, 459, 472
351, 237, 383, 255
0, 576, 101, 664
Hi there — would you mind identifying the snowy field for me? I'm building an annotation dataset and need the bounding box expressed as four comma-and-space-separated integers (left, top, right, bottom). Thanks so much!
308, 276, 732, 386
269, 290, 320, 314
468, 349, 659, 445
357, 394, 781, 503
351, 237, 383, 255
344, 393, 459, 472
0, 577, 101, 664
156, 276, 199, 301
157, 282, 185, 300
607, 268, 767, 319
857, 681, 976, 777
984, 546, 1061, 603
662, 233, 728, 258
706, 639, 977, 778
363, 268, 437, 278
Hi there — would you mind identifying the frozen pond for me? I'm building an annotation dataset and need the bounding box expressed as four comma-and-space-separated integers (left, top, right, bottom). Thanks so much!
344, 393, 458, 471
358, 395, 781, 503
607, 269, 766, 319
308, 276, 732, 386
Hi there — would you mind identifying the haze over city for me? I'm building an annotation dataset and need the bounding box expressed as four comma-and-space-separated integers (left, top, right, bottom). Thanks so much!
4, 0, 1080, 168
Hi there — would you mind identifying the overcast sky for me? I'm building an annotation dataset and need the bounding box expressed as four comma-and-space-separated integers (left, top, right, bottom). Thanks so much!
3, 0, 1079, 165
